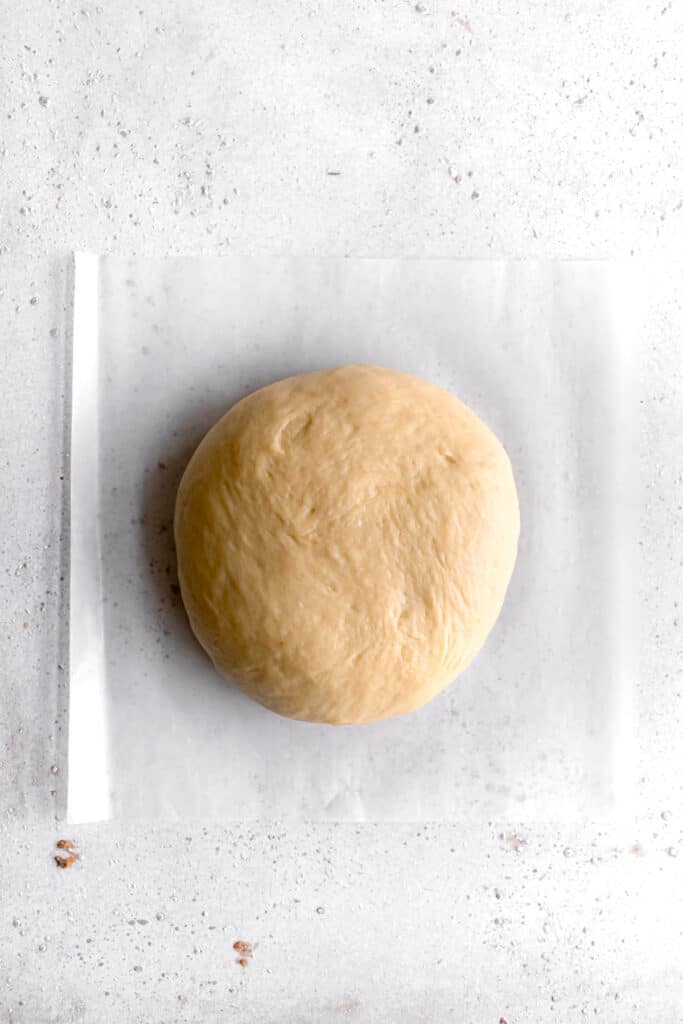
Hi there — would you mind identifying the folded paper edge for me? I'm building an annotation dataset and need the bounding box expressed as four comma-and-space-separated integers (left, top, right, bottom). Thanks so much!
67, 252, 111, 823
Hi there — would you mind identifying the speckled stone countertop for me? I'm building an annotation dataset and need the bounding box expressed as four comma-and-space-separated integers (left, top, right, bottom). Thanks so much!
1, 2, 682, 1021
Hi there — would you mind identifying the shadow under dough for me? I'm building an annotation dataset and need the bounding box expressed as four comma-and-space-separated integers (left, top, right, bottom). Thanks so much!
137, 399, 243, 705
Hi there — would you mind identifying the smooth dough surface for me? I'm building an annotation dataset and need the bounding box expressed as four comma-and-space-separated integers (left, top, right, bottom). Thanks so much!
174, 365, 519, 724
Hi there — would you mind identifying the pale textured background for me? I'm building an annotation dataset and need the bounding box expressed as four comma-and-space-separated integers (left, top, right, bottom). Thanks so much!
1, 1, 683, 1021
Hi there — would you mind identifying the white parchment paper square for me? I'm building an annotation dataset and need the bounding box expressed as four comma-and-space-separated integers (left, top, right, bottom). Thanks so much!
68, 256, 638, 823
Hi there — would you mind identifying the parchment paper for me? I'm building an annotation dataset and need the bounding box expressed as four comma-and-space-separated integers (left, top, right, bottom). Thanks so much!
68, 256, 639, 823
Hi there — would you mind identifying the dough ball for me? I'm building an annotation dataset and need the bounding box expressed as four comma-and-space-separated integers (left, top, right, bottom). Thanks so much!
174, 365, 519, 725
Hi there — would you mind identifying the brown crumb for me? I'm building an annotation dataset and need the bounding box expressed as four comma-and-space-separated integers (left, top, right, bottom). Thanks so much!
233, 940, 253, 957
500, 1018, 509, 1024
504, 832, 527, 852
236, 957, 249, 967
54, 838, 79, 867
54, 854, 77, 869
451, 11, 473, 31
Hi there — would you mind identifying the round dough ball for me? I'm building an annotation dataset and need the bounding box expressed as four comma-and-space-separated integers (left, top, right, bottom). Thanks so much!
174, 365, 519, 725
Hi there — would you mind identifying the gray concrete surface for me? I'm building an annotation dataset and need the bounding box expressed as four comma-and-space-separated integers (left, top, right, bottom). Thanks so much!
1, 1, 682, 1021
